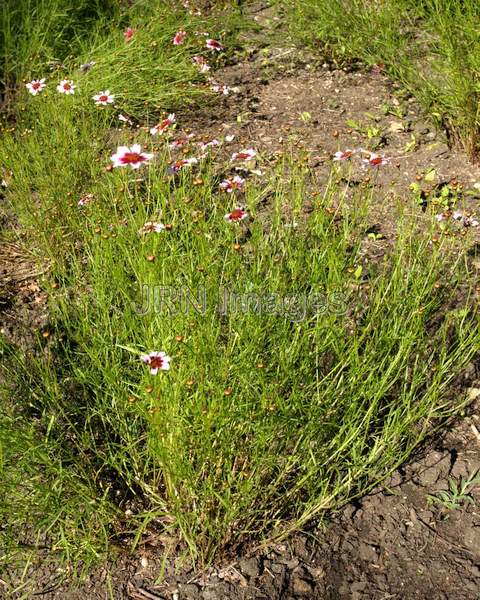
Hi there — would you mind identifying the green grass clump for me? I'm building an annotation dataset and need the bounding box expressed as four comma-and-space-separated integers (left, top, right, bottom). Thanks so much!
0, 0, 120, 99
1, 0, 479, 588
3, 126, 479, 569
281, 0, 480, 158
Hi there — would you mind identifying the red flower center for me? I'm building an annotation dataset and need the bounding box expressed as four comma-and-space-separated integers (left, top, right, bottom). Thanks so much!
229, 208, 245, 221
63, 83, 71, 90
121, 152, 145, 165
99, 95, 108, 102
32, 82, 41, 90
149, 356, 164, 369
370, 157, 383, 166
236, 152, 250, 160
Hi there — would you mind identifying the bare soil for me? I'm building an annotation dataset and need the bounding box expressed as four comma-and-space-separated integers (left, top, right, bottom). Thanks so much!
3, 3, 480, 599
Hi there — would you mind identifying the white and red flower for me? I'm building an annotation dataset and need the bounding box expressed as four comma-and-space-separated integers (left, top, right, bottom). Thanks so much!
78, 193, 94, 207
363, 153, 389, 167
139, 221, 165, 234
220, 175, 245, 193
371, 63, 385, 75
111, 144, 154, 169
206, 39, 223, 51
141, 351, 171, 374
80, 61, 96, 72
170, 134, 195, 149
224, 207, 248, 223
57, 79, 75, 94
333, 149, 354, 161
150, 113, 176, 136
26, 78, 46, 95
169, 157, 198, 172
124, 27, 136, 41
465, 217, 480, 227
118, 114, 133, 124
198, 139, 220, 152
211, 83, 232, 95
192, 55, 210, 72
93, 90, 115, 106
231, 148, 256, 161
173, 30, 187, 45
452, 211, 479, 227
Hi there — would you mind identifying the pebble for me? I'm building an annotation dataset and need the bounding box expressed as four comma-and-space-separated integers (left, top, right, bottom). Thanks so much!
292, 576, 314, 596
238, 557, 260, 579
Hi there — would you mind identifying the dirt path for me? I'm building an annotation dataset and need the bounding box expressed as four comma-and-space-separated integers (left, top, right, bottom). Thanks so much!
4, 3, 480, 599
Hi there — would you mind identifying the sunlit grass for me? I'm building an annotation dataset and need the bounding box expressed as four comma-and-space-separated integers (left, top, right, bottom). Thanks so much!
281, 0, 480, 158
1, 0, 479, 591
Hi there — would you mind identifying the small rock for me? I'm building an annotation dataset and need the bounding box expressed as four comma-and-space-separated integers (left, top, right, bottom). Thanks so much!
351, 581, 367, 593
179, 583, 200, 598
292, 536, 309, 560
358, 542, 378, 563
304, 564, 325, 580
466, 386, 480, 400
292, 576, 314, 596
271, 563, 285, 575
277, 556, 300, 570
238, 557, 260, 579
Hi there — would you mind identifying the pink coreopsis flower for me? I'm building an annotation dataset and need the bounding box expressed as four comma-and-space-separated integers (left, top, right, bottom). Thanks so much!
173, 30, 187, 45
150, 113, 176, 136
169, 157, 198, 172
224, 208, 248, 223
465, 217, 480, 227
231, 148, 256, 161
192, 55, 210, 72
57, 79, 75, 94
170, 134, 195, 149
111, 144, 154, 169
198, 139, 220, 151
139, 221, 165, 235
452, 211, 479, 227
118, 114, 133, 124
211, 83, 232, 95
141, 351, 171, 374
78, 193, 94, 207
93, 90, 115, 106
435, 213, 447, 222
371, 63, 385, 75
363, 153, 389, 167
124, 27, 136, 41
26, 78, 46, 95
80, 61, 96, 72
206, 38, 223, 51
333, 149, 354, 161
220, 175, 245, 193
